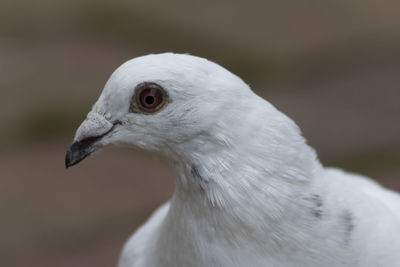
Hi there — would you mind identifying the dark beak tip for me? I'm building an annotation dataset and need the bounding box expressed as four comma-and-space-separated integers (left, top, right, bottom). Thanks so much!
65, 147, 74, 169
65, 149, 71, 169
65, 140, 94, 169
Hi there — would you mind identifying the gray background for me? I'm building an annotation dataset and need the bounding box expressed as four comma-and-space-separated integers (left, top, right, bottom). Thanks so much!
1, 0, 399, 266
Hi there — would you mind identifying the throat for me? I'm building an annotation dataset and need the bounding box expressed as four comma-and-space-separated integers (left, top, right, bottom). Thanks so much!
162, 152, 319, 257
168, 110, 322, 226
172, 143, 319, 214
173, 161, 230, 208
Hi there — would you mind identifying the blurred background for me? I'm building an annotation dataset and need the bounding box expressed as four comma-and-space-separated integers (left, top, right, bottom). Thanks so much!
1, 0, 399, 266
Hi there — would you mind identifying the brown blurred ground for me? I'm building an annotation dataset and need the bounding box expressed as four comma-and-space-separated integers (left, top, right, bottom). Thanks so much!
1, 1, 399, 266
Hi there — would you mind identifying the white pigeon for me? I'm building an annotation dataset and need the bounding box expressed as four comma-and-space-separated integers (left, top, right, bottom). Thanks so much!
65, 53, 400, 267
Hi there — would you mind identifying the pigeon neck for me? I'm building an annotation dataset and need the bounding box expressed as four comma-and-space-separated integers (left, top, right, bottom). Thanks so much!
164, 140, 322, 251
162, 105, 323, 252
167, 100, 322, 225
171, 119, 322, 209
173, 145, 320, 206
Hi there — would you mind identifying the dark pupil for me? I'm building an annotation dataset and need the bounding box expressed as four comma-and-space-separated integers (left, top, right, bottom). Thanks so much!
145, 95, 155, 105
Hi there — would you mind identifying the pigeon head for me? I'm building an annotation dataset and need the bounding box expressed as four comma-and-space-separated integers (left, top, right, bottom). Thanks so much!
65, 52, 319, 208
65, 53, 267, 167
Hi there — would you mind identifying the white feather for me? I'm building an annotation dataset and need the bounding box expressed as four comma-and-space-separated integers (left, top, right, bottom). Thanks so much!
75, 53, 400, 267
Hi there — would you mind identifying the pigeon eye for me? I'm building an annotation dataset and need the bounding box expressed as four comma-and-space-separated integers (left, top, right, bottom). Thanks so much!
140, 88, 161, 108
130, 82, 168, 113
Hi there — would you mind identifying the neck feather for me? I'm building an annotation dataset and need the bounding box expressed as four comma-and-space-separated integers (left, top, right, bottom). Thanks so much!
170, 104, 322, 214
158, 103, 324, 258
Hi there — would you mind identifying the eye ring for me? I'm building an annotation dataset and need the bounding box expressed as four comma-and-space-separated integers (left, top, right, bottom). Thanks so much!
130, 82, 168, 114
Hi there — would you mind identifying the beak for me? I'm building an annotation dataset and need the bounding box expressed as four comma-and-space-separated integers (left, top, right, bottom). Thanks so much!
65, 136, 102, 168
65, 112, 115, 168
